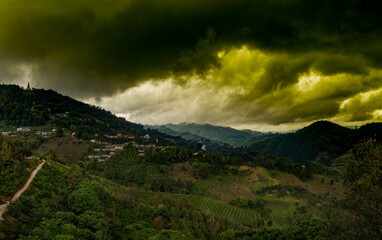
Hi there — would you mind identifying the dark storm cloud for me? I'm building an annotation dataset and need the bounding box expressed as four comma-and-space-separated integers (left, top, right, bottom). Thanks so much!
1, 0, 382, 98
0, 0, 381, 128
251, 55, 312, 96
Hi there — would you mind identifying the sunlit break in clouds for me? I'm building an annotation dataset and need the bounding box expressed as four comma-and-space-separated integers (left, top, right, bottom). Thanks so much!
1, 0, 381, 131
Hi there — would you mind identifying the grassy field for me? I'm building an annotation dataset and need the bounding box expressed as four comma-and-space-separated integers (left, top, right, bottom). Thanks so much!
272, 171, 344, 196
38, 136, 92, 165
192, 166, 278, 201
191, 166, 344, 201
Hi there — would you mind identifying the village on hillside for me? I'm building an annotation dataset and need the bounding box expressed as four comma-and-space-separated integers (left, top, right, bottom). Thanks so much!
0, 123, 168, 163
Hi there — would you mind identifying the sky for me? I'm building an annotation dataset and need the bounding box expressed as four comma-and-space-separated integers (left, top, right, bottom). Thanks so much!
0, 0, 381, 131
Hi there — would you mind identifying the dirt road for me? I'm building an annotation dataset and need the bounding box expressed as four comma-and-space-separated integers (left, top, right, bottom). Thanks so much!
0, 160, 45, 221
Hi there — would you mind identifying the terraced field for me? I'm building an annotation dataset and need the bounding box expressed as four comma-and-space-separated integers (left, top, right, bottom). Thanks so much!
187, 196, 287, 227
188, 196, 260, 225
140, 191, 288, 228
94, 180, 289, 228
270, 214, 288, 227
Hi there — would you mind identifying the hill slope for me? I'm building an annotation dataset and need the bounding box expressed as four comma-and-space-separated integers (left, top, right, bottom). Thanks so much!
0, 84, 143, 134
250, 121, 382, 164
0, 84, 182, 143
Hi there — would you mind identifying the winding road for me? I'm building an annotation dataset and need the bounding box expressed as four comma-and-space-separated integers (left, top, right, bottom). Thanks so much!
0, 160, 45, 221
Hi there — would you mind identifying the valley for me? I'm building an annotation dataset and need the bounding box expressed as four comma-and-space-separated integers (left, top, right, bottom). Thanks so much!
0, 85, 380, 239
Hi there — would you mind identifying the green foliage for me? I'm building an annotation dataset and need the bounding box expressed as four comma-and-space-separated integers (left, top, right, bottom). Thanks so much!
328, 139, 382, 239
68, 181, 109, 214
2, 161, 245, 240
219, 217, 329, 239
103, 147, 142, 184
266, 159, 314, 181
97, 147, 194, 194
67, 165, 84, 189
149, 229, 195, 240
42, 149, 65, 164
78, 210, 109, 232
145, 146, 191, 164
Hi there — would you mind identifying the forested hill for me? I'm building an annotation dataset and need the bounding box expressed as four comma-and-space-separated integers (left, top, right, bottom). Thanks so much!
0, 84, 174, 140
250, 121, 382, 164
150, 123, 266, 147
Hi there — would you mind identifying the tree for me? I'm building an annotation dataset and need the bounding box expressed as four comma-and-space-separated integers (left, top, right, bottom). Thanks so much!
1, 140, 13, 164
329, 139, 382, 239
67, 184, 104, 214
78, 210, 109, 232
67, 165, 83, 189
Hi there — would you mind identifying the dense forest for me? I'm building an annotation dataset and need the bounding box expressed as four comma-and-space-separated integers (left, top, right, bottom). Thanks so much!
0, 139, 380, 239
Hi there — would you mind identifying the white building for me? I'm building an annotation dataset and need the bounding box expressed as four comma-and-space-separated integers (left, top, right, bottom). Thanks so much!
17, 127, 30, 132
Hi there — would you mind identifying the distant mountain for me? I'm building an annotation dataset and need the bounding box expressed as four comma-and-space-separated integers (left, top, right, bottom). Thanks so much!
249, 120, 382, 164
151, 120, 382, 164
149, 123, 269, 147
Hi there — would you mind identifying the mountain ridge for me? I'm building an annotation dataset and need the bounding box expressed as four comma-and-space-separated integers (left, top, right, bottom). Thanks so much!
149, 122, 267, 147
151, 120, 381, 164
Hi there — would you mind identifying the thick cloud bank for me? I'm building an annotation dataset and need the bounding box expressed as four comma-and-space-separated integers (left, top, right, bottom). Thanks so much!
0, 0, 381, 129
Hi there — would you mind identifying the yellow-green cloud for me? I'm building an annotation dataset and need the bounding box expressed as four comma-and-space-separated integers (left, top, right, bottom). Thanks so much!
87, 46, 381, 129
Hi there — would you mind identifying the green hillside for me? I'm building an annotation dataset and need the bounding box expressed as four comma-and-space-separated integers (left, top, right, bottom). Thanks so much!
0, 85, 142, 134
